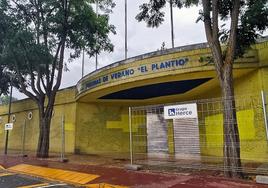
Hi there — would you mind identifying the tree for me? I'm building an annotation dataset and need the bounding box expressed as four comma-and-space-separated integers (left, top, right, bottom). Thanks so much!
0, 0, 115, 158
0, 96, 18, 105
0, 65, 10, 97
0, 9, 10, 97
136, 0, 268, 178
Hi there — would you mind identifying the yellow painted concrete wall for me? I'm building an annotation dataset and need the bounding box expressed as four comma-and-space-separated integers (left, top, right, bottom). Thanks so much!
77, 42, 259, 103
257, 41, 268, 93
0, 87, 77, 154
199, 41, 268, 162
203, 108, 268, 162
75, 102, 130, 156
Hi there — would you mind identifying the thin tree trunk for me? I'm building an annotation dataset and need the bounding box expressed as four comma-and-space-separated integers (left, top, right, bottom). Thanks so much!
35, 39, 65, 158
221, 63, 243, 178
36, 107, 52, 158
202, 0, 243, 178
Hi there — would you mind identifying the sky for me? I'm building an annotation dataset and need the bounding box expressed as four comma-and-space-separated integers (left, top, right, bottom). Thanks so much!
14, 0, 207, 99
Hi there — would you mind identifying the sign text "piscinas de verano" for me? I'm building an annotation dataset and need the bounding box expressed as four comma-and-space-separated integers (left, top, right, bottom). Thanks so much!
83, 58, 189, 90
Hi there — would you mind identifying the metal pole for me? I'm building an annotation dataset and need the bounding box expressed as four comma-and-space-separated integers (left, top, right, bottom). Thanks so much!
261, 91, 268, 140
170, 0, 174, 48
21, 119, 26, 157
95, 53, 98, 70
125, 0, 128, 59
61, 115, 65, 161
82, 49, 85, 77
95, 0, 99, 70
128, 107, 133, 165
4, 81, 13, 155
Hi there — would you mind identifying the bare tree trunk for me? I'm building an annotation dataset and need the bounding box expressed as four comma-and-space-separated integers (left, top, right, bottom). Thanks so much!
201, 0, 242, 178
36, 106, 53, 158
221, 62, 243, 178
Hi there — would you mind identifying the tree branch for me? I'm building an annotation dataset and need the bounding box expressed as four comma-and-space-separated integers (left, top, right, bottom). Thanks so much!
202, 0, 224, 83
41, 75, 48, 93
49, 41, 62, 92
18, 38, 41, 97
46, 0, 68, 114
52, 38, 66, 95
36, 69, 45, 97
225, 0, 240, 64
11, 50, 39, 102
51, 0, 68, 95
212, 0, 219, 41
202, 0, 213, 41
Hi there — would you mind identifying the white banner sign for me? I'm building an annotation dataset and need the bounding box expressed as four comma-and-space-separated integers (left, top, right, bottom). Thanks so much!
4, 123, 13, 130
164, 103, 198, 119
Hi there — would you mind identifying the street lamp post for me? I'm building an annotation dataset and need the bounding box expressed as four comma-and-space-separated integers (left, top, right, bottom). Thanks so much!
4, 78, 13, 155
96, 0, 99, 70
82, 49, 85, 78
170, 0, 174, 48
125, 0, 128, 59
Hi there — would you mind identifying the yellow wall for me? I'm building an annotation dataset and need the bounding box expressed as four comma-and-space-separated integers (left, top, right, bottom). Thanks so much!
1, 41, 268, 162
199, 65, 268, 162
258, 41, 268, 93
198, 40, 268, 161
77, 42, 259, 103
203, 109, 268, 162
0, 87, 77, 154
75, 102, 130, 156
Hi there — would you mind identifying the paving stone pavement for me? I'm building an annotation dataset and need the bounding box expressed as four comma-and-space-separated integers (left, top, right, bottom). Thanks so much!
0, 169, 77, 188
1, 154, 268, 188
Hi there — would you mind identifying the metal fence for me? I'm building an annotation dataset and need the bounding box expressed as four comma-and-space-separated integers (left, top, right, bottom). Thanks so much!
129, 91, 268, 175
0, 111, 67, 161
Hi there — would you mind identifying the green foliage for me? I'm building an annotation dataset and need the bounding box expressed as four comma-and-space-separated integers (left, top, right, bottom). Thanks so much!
136, 0, 198, 27
220, 0, 268, 57
0, 8, 10, 96
199, 56, 214, 65
0, 65, 10, 96
0, 95, 18, 105
92, 0, 116, 14
0, 0, 116, 158
137, 0, 268, 57
0, 0, 115, 93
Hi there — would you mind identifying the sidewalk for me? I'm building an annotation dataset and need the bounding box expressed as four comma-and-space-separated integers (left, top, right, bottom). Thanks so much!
0, 153, 267, 188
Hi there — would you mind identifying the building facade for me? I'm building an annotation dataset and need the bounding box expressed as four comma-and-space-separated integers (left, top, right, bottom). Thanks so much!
1, 39, 268, 165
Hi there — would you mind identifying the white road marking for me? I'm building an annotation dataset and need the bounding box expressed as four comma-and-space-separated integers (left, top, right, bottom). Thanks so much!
37, 184, 67, 188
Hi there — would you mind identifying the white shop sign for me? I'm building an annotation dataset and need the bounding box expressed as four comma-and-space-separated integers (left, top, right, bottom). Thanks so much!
164, 103, 198, 119
4, 123, 13, 130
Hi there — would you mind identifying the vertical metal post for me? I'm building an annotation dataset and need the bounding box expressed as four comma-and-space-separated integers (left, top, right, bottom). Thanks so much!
125, 0, 128, 59
261, 91, 268, 140
21, 120, 26, 157
170, 0, 174, 48
95, 53, 98, 70
61, 115, 65, 161
129, 107, 133, 165
95, 0, 99, 70
82, 49, 85, 78
4, 81, 13, 155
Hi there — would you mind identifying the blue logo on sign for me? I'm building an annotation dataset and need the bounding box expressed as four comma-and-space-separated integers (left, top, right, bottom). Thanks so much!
168, 109, 176, 116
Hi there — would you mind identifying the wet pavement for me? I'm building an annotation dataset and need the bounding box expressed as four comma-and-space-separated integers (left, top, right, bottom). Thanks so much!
0, 153, 267, 188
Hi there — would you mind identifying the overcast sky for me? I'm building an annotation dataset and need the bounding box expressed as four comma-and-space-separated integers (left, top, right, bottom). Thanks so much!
14, 1, 207, 99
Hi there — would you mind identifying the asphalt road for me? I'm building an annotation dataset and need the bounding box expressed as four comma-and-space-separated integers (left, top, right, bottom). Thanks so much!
0, 169, 77, 188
